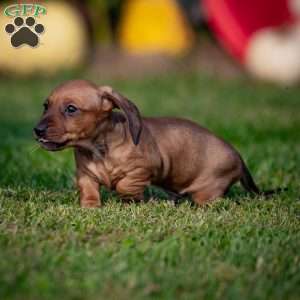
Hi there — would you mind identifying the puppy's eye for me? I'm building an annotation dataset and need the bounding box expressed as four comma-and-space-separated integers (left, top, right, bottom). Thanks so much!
65, 105, 78, 115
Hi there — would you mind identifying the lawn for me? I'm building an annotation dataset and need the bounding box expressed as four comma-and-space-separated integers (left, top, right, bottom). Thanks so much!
0, 72, 299, 300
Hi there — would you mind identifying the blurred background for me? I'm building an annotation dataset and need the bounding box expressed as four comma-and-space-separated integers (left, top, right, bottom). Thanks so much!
0, 2, 300, 299
1, 0, 300, 85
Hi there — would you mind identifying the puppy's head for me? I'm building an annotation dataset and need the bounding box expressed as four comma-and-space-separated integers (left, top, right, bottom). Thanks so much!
34, 80, 142, 151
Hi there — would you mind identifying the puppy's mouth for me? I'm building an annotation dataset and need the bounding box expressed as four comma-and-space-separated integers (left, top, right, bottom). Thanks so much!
37, 138, 69, 151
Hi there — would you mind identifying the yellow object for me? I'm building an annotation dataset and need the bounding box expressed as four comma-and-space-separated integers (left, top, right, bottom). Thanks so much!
0, 1, 88, 75
119, 0, 194, 56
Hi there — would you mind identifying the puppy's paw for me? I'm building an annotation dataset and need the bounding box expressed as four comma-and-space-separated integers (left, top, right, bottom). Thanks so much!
80, 200, 101, 208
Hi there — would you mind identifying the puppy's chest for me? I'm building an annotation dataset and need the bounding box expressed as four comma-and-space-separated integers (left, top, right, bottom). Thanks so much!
85, 154, 136, 189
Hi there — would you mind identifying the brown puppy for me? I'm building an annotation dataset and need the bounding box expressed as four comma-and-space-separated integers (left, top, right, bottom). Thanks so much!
34, 80, 265, 207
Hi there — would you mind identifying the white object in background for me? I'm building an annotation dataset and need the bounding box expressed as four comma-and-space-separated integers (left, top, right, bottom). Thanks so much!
246, 24, 300, 85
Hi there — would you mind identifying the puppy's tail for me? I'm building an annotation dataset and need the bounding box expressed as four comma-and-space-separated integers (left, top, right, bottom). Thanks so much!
240, 162, 286, 197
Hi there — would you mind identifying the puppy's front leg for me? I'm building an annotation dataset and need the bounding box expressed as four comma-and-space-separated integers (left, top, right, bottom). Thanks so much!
77, 173, 101, 208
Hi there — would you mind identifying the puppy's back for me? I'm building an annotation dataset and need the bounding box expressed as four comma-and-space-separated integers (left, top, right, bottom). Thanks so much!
143, 117, 241, 191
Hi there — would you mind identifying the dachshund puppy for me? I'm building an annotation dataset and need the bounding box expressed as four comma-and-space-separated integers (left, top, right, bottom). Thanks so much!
34, 80, 267, 207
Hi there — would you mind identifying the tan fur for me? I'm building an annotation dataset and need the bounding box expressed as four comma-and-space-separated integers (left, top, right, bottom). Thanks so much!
34, 80, 259, 208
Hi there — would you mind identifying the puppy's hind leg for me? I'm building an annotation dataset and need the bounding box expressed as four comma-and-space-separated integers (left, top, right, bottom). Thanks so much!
190, 178, 234, 205
191, 187, 226, 206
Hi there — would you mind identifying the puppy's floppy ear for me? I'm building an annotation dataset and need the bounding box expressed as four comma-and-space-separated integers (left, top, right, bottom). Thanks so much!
98, 86, 142, 145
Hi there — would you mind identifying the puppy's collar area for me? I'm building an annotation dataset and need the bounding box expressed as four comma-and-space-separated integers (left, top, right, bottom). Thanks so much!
75, 140, 105, 160
95, 143, 107, 157
76, 117, 128, 160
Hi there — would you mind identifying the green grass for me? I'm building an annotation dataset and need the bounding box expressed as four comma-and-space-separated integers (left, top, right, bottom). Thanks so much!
0, 72, 299, 300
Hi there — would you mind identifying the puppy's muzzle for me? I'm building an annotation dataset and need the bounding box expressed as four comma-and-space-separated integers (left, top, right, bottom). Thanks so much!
33, 120, 67, 151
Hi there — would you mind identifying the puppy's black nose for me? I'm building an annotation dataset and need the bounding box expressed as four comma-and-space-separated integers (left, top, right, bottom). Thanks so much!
34, 123, 47, 137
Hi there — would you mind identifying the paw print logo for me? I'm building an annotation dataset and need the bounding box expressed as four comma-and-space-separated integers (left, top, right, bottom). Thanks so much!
5, 17, 44, 48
